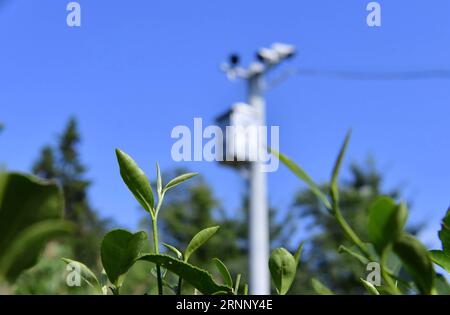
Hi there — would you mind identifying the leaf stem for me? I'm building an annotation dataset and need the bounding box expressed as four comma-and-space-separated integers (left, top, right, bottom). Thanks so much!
152, 217, 163, 295
333, 203, 372, 259
380, 248, 402, 295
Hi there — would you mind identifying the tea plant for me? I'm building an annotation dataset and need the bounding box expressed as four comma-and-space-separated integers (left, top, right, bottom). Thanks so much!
59, 148, 306, 295
59, 136, 449, 295
271, 131, 450, 295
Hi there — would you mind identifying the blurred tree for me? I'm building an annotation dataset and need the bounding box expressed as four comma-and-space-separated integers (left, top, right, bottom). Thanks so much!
32, 118, 109, 267
290, 159, 421, 294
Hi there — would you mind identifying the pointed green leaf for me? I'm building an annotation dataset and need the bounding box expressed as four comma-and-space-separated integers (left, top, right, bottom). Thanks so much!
62, 258, 102, 294
164, 173, 198, 192
100, 269, 108, 295
438, 208, 450, 252
185, 226, 219, 262
430, 250, 450, 274
234, 274, 241, 295
294, 242, 304, 267
243, 284, 249, 295
435, 274, 450, 295
115, 149, 154, 213
270, 149, 331, 210
338, 245, 369, 265
360, 278, 380, 295
330, 130, 351, 204
163, 243, 183, 259
101, 229, 148, 287
269, 248, 297, 295
156, 162, 162, 197
311, 278, 334, 295
213, 258, 233, 288
394, 234, 435, 294
138, 254, 232, 295
368, 197, 408, 253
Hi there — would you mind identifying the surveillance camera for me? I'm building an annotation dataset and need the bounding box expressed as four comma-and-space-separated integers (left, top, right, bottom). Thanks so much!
271, 43, 296, 59
256, 48, 280, 64
229, 53, 240, 66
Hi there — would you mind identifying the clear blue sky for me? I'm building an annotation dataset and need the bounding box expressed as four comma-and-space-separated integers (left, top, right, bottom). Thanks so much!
0, 1, 449, 248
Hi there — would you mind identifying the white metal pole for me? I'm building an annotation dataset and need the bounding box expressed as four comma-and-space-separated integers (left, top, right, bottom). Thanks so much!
248, 73, 270, 295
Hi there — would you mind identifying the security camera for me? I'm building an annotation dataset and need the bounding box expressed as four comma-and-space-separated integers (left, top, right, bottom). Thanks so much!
271, 43, 296, 59
229, 53, 240, 66
256, 48, 280, 64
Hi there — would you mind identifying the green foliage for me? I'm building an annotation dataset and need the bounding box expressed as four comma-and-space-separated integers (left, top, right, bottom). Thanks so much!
138, 254, 232, 295
275, 131, 440, 295
330, 130, 351, 207
61, 258, 102, 294
393, 234, 435, 294
165, 173, 199, 192
430, 251, 450, 275
213, 258, 233, 288
116, 149, 155, 214
100, 229, 147, 289
430, 208, 450, 275
4, 129, 447, 296
311, 278, 334, 295
360, 278, 380, 295
270, 148, 331, 210
269, 247, 301, 295
162, 243, 182, 259
185, 226, 219, 262
0, 172, 72, 282
368, 197, 407, 253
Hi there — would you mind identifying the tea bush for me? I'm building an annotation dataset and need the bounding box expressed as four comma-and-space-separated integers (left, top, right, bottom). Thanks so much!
1, 132, 449, 295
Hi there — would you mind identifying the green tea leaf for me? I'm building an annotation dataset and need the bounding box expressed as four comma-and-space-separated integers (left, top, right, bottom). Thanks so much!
438, 208, 450, 252
101, 229, 148, 287
330, 130, 351, 205
185, 226, 219, 262
213, 258, 233, 288
164, 173, 198, 192
62, 258, 102, 294
163, 243, 183, 259
294, 242, 304, 267
156, 162, 162, 197
430, 250, 450, 274
0, 172, 69, 282
435, 274, 450, 295
338, 245, 369, 265
311, 278, 334, 295
234, 274, 241, 295
270, 149, 331, 210
394, 234, 435, 294
115, 149, 154, 213
269, 248, 297, 295
138, 254, 232, 295
360, 278, 380, 295
368, 196, 407, 253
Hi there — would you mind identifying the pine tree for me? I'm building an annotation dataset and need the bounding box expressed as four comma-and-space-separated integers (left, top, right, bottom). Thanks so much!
33, 118, 108, 267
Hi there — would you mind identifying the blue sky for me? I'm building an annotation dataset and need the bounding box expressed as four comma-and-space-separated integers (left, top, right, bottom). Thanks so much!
0, 1, 449, 248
